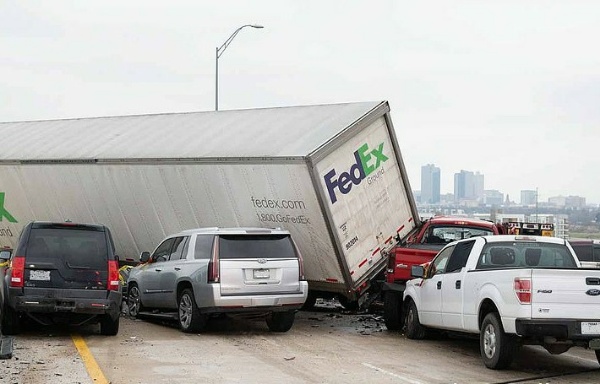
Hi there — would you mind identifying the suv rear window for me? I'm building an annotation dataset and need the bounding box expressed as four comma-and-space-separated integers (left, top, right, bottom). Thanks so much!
218, 235, 297, 259
26, 228, 108, 270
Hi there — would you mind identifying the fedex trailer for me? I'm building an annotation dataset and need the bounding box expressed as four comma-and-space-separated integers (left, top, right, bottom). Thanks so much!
0, 101, 419, 307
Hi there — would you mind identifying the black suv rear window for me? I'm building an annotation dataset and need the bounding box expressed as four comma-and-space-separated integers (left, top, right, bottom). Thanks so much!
26, 228, 108, 269
219, 235, 297, 259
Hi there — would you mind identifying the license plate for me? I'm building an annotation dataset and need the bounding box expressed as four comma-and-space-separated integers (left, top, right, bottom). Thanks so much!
253, 269, 270, 279
581, 322, 600, 335
29, 270, 51, 281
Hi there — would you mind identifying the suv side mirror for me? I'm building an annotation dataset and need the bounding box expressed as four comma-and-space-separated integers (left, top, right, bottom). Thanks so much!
0, 249, 11, 261
140, 251, 150, 263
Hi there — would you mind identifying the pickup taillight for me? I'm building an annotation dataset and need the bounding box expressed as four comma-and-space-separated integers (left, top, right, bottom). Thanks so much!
10, 256, 26, 288
386, 249, 396, 274
514, 277, 531, 304
107, 260, 120, 291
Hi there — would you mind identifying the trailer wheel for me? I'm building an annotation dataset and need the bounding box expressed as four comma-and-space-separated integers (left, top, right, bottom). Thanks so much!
595, 350, 600, 365
405, 300, 427, 339
383, 292, 404, 331
480, 312, 517, 369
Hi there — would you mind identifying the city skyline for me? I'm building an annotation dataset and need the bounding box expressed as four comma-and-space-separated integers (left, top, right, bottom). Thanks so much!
415, 163, 590, 207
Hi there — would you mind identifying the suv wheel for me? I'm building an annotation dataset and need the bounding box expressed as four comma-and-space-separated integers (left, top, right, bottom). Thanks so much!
178, 288, 207, 333
1, 306, 20, 335
100, 315, 120, 336
266, 310, 295, 332
127, 284, 145, 318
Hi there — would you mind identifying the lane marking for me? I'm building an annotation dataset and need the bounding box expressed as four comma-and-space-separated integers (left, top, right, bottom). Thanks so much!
71, 334, 109, 384
362, 363, 423, 384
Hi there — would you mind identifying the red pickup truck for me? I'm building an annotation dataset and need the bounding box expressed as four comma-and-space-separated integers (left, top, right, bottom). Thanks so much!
382, 217, 504, 330
381, 217, 555, 330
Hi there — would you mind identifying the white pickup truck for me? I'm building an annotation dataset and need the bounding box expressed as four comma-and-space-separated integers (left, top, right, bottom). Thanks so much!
403, 235, 600, 369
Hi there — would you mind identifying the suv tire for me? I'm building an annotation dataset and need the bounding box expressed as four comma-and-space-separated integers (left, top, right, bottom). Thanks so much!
178, 288, 207, 333
1, 306, 20, 335
127, 284, 145, 318
266, 310, 295, 332
100, 315, 120, 336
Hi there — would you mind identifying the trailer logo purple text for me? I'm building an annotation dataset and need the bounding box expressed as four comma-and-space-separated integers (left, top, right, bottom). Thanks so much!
323, 142, 388, 204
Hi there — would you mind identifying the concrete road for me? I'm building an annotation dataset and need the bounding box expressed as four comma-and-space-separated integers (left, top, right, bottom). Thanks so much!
1, 303, 599, 384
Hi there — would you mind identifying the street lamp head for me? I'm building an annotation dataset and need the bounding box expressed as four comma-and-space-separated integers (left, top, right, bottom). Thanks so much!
250, 24, 264, 29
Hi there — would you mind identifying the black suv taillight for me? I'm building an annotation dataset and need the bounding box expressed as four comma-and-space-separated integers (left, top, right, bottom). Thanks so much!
10, 256, 26, 288
107, 260, 120, 291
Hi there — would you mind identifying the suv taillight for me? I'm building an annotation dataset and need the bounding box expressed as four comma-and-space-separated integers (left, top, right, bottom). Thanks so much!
298, 250, 305, 281
10, 256, 26, 288
208, 239, 220, 283
514, 277, 531, 304
108, 260, 120, 291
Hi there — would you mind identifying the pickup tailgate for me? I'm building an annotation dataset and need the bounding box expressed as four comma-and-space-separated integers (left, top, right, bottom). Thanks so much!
532, 269, 600, 319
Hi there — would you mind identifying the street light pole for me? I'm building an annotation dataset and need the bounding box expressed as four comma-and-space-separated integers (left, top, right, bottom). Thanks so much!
215, 24, 264, 111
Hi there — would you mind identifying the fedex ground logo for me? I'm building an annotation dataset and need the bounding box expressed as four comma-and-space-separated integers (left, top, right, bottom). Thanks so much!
323, 142, 389, 204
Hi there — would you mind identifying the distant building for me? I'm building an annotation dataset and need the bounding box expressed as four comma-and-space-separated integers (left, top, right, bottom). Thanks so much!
421, 164, 441, 204
483, 190, 504, 206
547, 195, 586, 209
454, 170, 484, 202
520, 190, 537, 206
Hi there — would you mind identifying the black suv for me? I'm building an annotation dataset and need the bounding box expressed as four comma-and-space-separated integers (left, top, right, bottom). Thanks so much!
2, 222, 122, 335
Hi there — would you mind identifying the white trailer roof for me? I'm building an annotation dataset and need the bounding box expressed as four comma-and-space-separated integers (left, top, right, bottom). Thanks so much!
0, 101, 386, 160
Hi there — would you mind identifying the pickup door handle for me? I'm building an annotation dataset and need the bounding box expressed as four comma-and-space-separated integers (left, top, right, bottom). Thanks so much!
455, 280, 461, 289
154, 268, 162, 272
174, 267, 181, 271
586, 277, 600, 285
437, 281, 442, 290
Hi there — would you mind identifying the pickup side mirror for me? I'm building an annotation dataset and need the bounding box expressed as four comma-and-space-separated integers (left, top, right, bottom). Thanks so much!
411, 265, 425, 278
140, 251, 150, 263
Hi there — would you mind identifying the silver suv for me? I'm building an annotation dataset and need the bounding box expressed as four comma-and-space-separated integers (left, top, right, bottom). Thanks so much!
127, 227, 308, 333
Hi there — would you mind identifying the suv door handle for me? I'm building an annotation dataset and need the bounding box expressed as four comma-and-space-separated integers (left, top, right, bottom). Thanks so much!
437, 281, 442, 289
455, 280, 461, 289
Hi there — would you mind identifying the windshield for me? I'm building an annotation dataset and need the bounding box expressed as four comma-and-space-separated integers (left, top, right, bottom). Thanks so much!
423, 226, 494, 244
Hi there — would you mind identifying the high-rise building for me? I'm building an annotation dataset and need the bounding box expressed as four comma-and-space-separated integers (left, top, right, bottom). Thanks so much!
421, 164, 440, 204
454, 170, 484, 202
521, 190, 537, 206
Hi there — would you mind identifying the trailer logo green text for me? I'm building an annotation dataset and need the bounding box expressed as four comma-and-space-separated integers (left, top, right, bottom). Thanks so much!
324, 142, 388, 204
0, 192, 17, 223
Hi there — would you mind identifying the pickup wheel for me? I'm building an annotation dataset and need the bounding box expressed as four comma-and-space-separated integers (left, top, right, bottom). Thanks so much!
127, 284, 145, 318
480, 312, 517, 369
266, 310, 296, 332
383, 292, 404, 331
405, 300, 427, 339
178, 288, 207, 333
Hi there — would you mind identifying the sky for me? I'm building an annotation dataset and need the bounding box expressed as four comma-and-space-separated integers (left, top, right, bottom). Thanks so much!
1, 1, 599, 203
